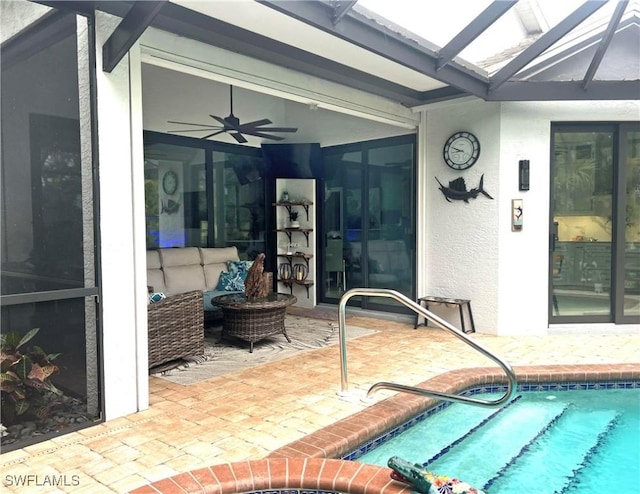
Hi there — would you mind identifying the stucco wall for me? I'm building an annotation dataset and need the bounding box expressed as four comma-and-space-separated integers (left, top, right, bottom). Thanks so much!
422, 99, 640, 336
498, 100, 640, 335
423, 100, 502, 333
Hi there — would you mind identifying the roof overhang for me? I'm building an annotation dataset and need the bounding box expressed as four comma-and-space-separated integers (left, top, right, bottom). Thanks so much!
29, 0, 640, 105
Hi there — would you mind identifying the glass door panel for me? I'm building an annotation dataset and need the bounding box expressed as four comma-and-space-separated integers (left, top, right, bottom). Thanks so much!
622, 129, 640, 318
366, 142, 415, 308
551, 129, 614, 319
321, 136, 416, 311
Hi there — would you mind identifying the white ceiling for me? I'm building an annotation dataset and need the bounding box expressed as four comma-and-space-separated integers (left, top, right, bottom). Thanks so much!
172, 0, 449, 92
142, 64, 413, 147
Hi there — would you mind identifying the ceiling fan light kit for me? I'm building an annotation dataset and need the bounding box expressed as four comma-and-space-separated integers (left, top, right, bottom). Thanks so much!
168, 85, 298, 143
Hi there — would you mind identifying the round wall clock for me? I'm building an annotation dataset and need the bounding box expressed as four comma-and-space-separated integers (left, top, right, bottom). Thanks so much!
443, 131, 480, 170
162, 170, 178, 195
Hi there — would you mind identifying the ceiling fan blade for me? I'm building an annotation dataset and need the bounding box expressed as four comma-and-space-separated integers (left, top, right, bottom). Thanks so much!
210, 115, 232, 127
202, 130, 228, 139
241, 130, 285, 141
169, 127, 222, 133
239, 118, 272, 128
168, 120, 222, 128
230, 132, 248, 144
252, 126, 298, 132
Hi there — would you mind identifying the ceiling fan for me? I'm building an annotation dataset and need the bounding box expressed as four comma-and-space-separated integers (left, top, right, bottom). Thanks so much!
168, 85, 298, 143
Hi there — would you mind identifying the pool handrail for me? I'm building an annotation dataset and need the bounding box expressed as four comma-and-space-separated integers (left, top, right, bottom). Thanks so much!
338, 288, 517, 408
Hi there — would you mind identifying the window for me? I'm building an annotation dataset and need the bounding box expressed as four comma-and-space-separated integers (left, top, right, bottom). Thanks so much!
143, 132, 266, 259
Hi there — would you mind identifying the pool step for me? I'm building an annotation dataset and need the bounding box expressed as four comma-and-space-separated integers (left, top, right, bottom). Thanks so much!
424, 400, 568, 487
558, 412, 621, 493
351, 395, 519, 466
485, 408, 620, 493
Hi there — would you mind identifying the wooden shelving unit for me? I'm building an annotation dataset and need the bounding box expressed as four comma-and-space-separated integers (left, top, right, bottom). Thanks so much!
275, 180, 316, 306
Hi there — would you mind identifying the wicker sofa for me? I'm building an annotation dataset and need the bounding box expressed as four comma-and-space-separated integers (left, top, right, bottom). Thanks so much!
146, 246, 241, 368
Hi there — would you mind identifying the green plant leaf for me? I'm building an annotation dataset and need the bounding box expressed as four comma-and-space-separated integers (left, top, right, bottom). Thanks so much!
42, 380, 62, 395
0, 371, 21, 393
1, 351, 19, 372
2, 332, 22, 349
14, 355, 32, 381
16, 328, 40, 349
14, 399, 30, 416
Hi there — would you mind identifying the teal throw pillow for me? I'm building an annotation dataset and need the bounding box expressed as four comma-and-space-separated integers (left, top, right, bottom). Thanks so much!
216, 271, 245, 291
227, 260, 253, 277
149, 292, 166, 303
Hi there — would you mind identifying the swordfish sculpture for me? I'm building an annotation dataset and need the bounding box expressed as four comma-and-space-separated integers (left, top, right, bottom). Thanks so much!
435, 174, 494, 203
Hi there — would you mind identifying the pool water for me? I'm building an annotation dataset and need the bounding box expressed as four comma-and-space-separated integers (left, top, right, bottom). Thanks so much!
356, 388, 640, 493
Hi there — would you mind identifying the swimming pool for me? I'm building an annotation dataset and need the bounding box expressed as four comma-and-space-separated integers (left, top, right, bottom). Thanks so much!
354, 385, 640, 493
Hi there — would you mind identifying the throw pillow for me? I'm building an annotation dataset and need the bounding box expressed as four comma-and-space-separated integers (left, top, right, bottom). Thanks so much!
148, 292, 166, 303
216, 271, 245, 291
227, 260, 253, 277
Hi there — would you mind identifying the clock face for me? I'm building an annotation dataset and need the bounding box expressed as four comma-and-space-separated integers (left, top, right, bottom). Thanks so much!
443, 132, 480, 170
162, 170, 178, 195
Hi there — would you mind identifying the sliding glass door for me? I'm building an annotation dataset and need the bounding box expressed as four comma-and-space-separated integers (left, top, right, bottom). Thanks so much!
618, 125, 640, 321
321, 135, 416, 311
550, 123, 640, 323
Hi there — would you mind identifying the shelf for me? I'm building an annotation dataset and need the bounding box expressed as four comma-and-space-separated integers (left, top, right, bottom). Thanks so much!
274, 200, 313, 206
278, 278, 314, 298
275, 228, 312, 246
278, 279, 314, 285
275, 180, 316, 303
274, 201, 313, 220
277, 253, 313, 271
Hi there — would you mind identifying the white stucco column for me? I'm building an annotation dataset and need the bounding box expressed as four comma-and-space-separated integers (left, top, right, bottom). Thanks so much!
95, 11, 149, 419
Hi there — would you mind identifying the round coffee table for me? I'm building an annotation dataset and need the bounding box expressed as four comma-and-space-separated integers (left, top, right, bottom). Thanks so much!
211, 292, 297, 352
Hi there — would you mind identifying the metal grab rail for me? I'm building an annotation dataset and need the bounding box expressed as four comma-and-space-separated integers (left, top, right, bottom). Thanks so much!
338, 288, 517, 408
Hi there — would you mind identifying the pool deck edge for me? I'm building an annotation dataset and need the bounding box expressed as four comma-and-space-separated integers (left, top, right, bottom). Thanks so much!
130, 363, 640, 494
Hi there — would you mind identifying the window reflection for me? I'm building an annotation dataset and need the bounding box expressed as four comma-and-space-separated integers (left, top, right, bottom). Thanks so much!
143, 136, 265, 260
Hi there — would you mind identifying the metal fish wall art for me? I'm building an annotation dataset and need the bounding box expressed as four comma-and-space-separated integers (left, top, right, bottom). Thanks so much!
435, 174, 494, 203
161, 199, 180, 214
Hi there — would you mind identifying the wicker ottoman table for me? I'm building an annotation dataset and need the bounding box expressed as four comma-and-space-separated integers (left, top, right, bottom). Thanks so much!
211, 292, 297, 352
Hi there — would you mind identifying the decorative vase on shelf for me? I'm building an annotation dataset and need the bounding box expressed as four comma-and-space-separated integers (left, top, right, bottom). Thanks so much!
293, 264, 308, 281
279, 263, 292, 281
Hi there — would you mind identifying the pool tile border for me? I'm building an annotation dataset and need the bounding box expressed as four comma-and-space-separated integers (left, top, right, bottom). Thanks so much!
268, 364, 640, 461
131, 364, 640, 494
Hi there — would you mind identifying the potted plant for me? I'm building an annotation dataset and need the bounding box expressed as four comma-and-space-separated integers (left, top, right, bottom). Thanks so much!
289, 210, 300, 228
1, 328, 62, 426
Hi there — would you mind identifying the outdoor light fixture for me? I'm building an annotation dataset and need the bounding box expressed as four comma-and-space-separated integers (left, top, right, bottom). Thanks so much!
518, 160, 530, 191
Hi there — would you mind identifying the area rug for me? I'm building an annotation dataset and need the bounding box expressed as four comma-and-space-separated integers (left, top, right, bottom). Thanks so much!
151, 315, 376, 385
286, 305, 352, 321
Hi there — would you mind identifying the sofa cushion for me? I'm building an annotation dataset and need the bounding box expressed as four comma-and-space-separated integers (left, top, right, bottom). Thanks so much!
200, 246, 239, 265
146, 250, 162, 269
201, 247, 240, 290
203, 263, 229, 290
146, 251, 166, 293
160, 247, 201, 267
164, 265, 207, 295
